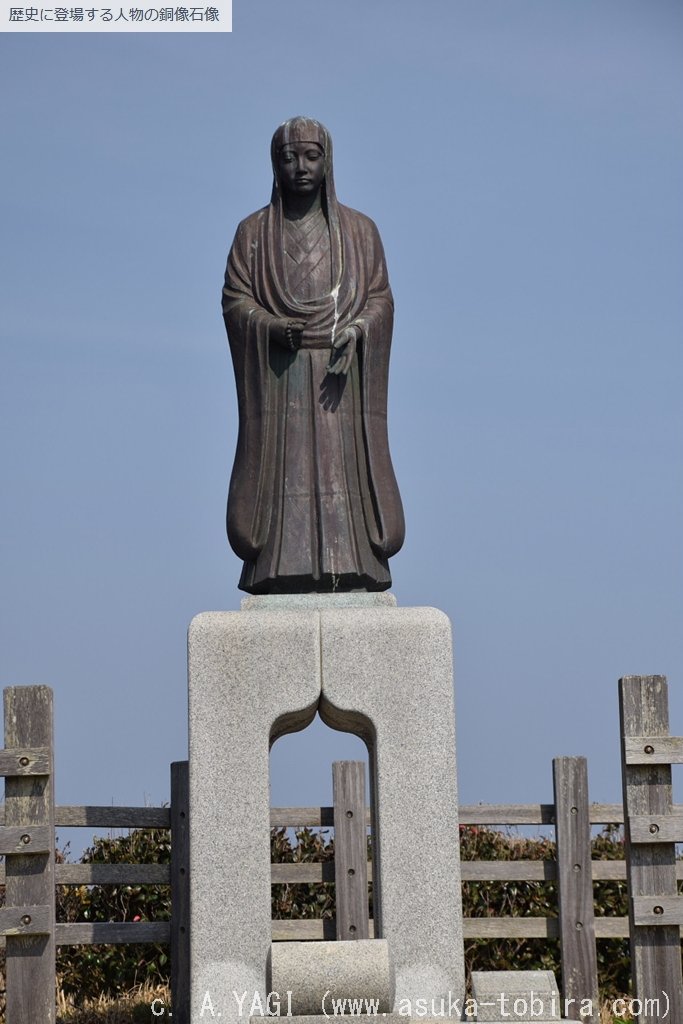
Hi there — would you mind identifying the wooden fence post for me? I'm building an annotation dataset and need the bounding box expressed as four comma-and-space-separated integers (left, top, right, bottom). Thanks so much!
332, 761, 369, 939
2, 686, 56, 1023
553, 756, 599, 1021
171, 760, 190, 1023
619, 675, 683, 1023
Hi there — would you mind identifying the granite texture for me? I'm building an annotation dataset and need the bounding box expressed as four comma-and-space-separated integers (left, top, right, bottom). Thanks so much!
319, 606, 465, 1009
188, 610, 320, 1023
471, 971, 561, 1021
189, 603, 464, 1021
270, 939, 394, 1015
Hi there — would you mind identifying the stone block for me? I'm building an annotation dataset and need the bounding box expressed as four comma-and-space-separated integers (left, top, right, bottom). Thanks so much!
270, 939, 394, 1015
471, 970, 561, 1021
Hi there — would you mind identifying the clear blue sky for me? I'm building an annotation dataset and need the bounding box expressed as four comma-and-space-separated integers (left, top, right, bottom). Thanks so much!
1, 1, 682, 853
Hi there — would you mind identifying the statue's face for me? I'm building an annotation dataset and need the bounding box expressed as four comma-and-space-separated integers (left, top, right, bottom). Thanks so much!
277, 142, 325, 197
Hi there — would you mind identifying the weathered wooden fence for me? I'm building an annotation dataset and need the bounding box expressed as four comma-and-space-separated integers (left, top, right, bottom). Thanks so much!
1, 678, 682, 1022
620, 675, 683, 1023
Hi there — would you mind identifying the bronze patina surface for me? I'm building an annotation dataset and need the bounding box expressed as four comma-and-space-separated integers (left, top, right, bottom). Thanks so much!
222, 117, 404, 594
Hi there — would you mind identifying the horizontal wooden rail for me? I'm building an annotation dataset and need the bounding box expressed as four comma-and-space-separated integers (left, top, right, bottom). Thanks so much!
269, 916, 635, 942
55, 806, 171, 828
55, 922, 170, 944
463, 803, 625, 825
270, 859, 646, 883
55, 864, 172, 884
0, 801, 631, 830
272, 919, 338, 940
0, 855, 657, 888
0, 863, 173, 885
0, 805, 172, 828
0, 913, 649, 949
270, 806, 337, 828
463, 917, 631, 940
271, 802, 627, 827
271, 862, 336, 883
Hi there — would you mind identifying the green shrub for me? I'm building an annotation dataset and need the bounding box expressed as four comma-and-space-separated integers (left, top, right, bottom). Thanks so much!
459, 824, 631, 998
271, 826, 336, 921
56, 830, 171, 1000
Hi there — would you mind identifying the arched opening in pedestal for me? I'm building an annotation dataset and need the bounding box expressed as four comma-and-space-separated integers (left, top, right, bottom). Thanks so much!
269, 714, 373, 941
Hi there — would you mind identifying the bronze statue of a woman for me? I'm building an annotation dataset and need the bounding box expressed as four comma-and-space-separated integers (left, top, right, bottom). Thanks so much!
222, 116, 404, 594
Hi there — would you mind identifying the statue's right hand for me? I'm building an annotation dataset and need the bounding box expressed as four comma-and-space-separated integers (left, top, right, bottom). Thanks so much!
270, 318, 306, 351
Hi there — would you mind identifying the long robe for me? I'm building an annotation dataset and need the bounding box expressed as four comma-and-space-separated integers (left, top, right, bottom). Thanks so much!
222, 198, 404, 594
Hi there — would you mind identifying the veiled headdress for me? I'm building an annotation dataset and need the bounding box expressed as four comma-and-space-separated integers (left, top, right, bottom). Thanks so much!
270, 116, 335, 203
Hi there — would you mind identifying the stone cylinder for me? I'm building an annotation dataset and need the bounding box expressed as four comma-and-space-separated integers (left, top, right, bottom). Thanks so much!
270, 939, 394, 1015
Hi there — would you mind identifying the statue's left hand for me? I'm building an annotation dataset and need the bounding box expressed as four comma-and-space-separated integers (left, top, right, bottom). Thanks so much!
327, 326, 359, 375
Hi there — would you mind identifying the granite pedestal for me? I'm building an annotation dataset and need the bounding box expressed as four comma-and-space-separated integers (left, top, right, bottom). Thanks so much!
188, 596, 464, 1023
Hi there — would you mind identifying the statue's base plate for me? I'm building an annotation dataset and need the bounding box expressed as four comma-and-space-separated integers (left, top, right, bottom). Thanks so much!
241, 592, 397, 610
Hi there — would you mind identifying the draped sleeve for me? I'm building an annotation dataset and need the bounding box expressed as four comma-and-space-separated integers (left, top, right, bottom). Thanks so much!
222, 211, 280, 559
338, 207, 405, 557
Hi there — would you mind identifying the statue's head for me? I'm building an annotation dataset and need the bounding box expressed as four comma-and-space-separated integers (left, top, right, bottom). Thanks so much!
270, 117, 334, 204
